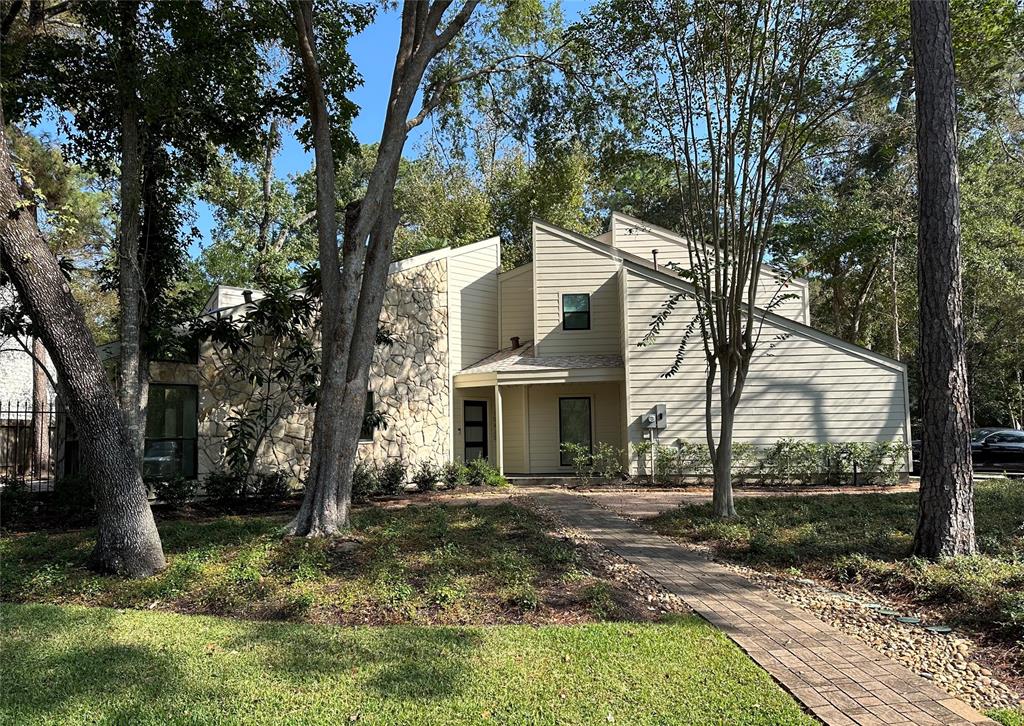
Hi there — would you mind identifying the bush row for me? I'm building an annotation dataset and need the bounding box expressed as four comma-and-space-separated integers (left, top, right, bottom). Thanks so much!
641, 439, 910, 486
352, 457, 507, 503
561, 439, 910, 487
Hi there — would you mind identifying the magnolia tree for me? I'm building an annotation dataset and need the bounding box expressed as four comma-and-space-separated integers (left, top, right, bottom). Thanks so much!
585, 0, 870, 516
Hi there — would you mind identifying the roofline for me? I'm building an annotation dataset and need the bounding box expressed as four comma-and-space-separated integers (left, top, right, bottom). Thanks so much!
534, 218, 906, 374
497, 261, 533, 280
609, 210, 811, 290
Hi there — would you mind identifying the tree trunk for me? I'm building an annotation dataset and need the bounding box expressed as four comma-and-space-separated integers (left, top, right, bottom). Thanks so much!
711, 357, 737, 517
0, 108, 165, 578
910, 0, 976, 558
30, 335, 49, 477
115, 0, 147, 464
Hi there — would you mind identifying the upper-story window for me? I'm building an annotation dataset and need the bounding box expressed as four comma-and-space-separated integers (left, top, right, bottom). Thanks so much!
561, 293, 591, 331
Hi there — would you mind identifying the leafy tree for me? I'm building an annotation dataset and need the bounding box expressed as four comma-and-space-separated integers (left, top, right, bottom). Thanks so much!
586, 0, 869, 517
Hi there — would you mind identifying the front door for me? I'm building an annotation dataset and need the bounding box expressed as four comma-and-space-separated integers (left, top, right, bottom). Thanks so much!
559, 397, 592, 466
464, 401, 488, 462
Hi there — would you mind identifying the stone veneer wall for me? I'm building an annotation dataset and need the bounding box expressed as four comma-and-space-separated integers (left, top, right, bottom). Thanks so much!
167, 257, 451, 482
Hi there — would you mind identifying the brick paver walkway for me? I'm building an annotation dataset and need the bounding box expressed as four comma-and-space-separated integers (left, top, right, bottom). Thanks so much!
529, 490, 994, 726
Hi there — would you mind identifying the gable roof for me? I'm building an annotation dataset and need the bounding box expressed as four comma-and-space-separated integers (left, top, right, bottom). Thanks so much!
532, 219, 905, 375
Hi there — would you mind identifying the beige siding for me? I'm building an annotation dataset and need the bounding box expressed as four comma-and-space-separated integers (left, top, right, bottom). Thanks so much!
525, 382, 623, 473
500, 385, 529, 472
449, 239, 501, 370
453, 386, 497, 465
610, 214, 809, 323
498, 263, 534, 347
533, 225, 622, 356
624, 268, 909, 464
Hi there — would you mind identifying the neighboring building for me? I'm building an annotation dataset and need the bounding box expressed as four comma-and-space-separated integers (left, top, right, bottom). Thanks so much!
127, 212, 911, 481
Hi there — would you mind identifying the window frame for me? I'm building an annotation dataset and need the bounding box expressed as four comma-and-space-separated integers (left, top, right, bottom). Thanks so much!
143, 383, 199, 480
559, 292, 591, 331
359, 391, 376, 442
558, 396, 593, 467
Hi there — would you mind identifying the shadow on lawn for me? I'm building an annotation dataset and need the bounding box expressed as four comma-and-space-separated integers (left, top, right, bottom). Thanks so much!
2, 604, 485, 721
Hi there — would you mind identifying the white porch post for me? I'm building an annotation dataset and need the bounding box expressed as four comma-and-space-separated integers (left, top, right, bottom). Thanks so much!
494, 384, 504, 475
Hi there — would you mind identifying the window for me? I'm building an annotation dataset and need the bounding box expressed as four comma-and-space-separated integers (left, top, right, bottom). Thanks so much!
360, 391, 376, 441
559, 397, 592, 467
561, 293, 590, 330
144, 384, 198, 480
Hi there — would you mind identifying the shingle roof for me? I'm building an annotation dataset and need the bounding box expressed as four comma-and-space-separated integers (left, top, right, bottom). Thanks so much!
458, 343, 623, 375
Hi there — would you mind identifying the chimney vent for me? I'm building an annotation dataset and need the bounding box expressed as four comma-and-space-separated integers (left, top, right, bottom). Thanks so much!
651, 249, 659, 268
242, 289, 254, 305
510, 336, 521, 349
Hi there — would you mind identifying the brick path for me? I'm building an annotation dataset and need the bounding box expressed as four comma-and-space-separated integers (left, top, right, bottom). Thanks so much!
529, 490, 995, 726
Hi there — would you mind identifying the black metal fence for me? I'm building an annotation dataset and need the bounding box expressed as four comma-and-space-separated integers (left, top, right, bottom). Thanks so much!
0, 400, 77, 493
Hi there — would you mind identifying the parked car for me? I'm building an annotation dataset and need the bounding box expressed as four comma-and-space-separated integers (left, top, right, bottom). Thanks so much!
912, 427, 1023, 476
972, 429, 1024, 475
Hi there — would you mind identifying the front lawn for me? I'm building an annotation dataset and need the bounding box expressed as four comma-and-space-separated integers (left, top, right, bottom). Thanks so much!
0, 503, 633, 625
1, 604, 814, 725
651, 479, 1024, 644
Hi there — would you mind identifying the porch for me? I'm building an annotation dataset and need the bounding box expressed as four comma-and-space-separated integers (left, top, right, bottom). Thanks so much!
452, 345, 627, 475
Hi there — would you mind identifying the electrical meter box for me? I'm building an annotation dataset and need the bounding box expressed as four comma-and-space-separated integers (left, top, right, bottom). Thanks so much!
648, 404, 667, 430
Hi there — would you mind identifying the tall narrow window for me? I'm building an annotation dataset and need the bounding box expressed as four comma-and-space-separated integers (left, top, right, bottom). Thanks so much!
561, 293, 591, 330
144, 384, 198, 479
360, 391, 376, 441
559, 397, 592, 466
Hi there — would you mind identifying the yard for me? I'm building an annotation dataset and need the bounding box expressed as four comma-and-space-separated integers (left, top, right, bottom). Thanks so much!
0, 502, 638, 625
651, 479, 1024, 661
0, 604, 814, 725
0, 501, 819, 725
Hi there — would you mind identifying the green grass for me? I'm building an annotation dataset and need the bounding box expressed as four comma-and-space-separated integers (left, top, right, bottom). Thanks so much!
651, 479, 1024, 643
0, 503, 631, 625
0, 603, 814, 725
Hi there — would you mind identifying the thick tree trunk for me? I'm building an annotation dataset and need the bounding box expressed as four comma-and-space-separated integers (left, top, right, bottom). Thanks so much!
115, 1, 147, 463
0, 111, 165, 577
287, 0, 478, 537
910, 0, 976, 558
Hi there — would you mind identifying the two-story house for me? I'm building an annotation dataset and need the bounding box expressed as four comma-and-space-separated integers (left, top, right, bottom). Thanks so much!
134, 212, 911, 481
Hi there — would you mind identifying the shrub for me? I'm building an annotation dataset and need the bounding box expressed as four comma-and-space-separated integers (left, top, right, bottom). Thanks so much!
203, 469, 248, 508
560, 442, 594, 484
378, 459, 407, 496
410, 460, 441, 492
677, 441, 713, 479
654, 445, 677, 483
592, 442, 625, 480
351, 461, 380, 503
632, 440, 653, 479
466, 457, 506, 487
252, 471, 291, 503
52, 473, 95, 524
0, 477, 32, 526
440, 461, 467, 489
154, 475, 198, 509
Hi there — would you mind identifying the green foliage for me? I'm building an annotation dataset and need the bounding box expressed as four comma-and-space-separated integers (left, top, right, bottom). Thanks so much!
560, 442, 594, 484
154, 475, 198, 510
440, 461, 468, 490
465, 458, 507, 487
631, 441, 653, 479
592, 442, 625, 480
410, 460, 442, 492
252, 472, 292, 503
0, 478, 32, 526
377, 460, 407, 496
351, 461, 380, 504
202, 470, 248, 509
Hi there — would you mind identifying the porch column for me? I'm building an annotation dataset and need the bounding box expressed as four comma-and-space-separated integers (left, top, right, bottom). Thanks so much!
494, 384, 504, 475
